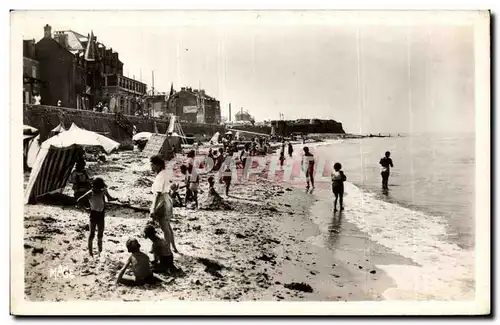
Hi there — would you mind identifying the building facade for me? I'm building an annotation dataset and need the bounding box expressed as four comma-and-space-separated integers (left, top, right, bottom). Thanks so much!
53, 28, 131, 110
167, 87, 221, 124
144, 94, 167, 118
23, 40, 42, 104
103, 74, 147, 115
35, 25, 87, 108
30, 24, 146, 112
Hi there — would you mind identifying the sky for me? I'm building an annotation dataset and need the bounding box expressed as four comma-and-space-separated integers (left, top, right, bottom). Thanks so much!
12, 10, 481, 134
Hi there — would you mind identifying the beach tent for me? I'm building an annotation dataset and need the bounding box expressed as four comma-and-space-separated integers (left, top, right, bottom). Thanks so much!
209, 132, 220, 145
23, 126, 39, 170
24, 123, 120, 204
132, 132, 153, 142
142, 134, 175, 160
23, 125, 38, 136
49, 123, 67, 138
26, 135, 41, 169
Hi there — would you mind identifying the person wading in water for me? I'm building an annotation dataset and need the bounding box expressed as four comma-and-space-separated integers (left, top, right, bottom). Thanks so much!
379, 151, 394, 190
302, 147, 315, 191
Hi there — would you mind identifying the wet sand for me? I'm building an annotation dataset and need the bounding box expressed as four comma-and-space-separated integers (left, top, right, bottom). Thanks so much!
24, 150, 395, 301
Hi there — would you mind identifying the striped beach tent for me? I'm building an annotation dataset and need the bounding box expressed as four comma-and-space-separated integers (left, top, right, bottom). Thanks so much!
24, 123, 119, 204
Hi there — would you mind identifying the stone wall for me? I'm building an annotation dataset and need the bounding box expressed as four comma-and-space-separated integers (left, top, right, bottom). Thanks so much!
23, 104, 225, 145
23, 104, 346, 146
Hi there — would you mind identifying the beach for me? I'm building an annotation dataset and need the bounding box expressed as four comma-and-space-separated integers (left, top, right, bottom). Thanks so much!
23, 149, 393, 302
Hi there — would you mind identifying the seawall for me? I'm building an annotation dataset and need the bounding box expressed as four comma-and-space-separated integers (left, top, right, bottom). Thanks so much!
23, 104, 225, 146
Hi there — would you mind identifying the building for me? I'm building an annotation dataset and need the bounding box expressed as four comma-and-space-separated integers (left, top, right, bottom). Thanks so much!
235, 109, 255, 124
31, 24, 146, 112
35, 24, 87, 108
167, 87, 221, 124
103, 74, 147, 115
144, 94, 168, 118
53, 28, 147, 112
23, 39, 42, 104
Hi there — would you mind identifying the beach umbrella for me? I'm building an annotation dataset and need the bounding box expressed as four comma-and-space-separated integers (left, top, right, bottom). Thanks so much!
42, 123, 119, 154
132, 131, 153, 142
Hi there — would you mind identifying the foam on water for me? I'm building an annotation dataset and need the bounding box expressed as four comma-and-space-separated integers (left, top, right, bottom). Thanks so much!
309, 182, 475, 301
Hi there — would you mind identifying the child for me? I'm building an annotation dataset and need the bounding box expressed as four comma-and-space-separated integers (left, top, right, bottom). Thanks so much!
221, 162, 232, 197
303, 147, 315, 190
379, 151, 394, 190
331, 163, 347, 212
180, 164, 199, 209
70, 159, 92, 207
144, 225, 177, 275
77, 178, 117, 257
116, 238, 159, 286
169, 183, 184, 207
279, 144, 286, 168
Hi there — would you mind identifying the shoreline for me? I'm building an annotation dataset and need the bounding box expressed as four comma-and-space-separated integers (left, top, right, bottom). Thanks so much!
24, 150, 397, 301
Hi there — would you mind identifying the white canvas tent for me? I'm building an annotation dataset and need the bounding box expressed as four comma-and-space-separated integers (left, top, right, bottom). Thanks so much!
132, 132, 153, 142
24, 123, 119, 204
209, 132, 220, 145
49, 123, 67, 138
26, 135, 41, 169
23, 125, 39, 170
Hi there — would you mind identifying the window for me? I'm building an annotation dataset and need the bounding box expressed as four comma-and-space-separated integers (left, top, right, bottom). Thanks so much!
32, 66, 36, 78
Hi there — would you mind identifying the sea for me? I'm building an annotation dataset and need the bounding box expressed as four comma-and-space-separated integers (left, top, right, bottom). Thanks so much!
288, 133, 476, 301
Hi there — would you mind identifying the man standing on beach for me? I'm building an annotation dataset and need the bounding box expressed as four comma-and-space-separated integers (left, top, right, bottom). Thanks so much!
379, 151, 394, 190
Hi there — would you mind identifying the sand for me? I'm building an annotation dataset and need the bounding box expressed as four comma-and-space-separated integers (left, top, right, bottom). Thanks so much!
23, 150, 392, 302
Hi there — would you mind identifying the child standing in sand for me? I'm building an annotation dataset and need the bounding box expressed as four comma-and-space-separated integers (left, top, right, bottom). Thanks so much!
180, 164, 199, 209
144, 225, 177, 275
116, 238, 160, 286
77, 178, 117, 257
331, 163, 347, 212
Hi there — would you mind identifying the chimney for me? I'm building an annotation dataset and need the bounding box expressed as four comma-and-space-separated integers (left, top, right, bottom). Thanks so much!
229, 103, 231, 122
44, 24, 52, 39
181, 87, 186, 91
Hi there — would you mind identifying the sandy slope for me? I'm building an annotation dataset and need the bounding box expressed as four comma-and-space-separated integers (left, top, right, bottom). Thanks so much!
24, 151, 388, 302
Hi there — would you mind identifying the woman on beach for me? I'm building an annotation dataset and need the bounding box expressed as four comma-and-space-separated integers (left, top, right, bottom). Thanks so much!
302, 147, 315, 190
77, 178, 117, 257
150, 155, 179, 253
331, 163, 347, 212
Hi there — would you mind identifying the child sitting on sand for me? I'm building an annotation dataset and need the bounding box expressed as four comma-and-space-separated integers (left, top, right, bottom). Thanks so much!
331, 162, 347, 212
77, 178, 117, 257
70, 159, 92, 208
201, 176, 231, 210
116, 238, 160, 286
144, 225, 177, 275
169, 183, 184, 207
